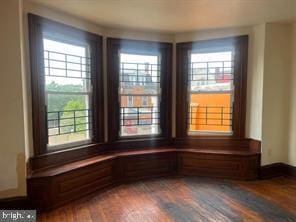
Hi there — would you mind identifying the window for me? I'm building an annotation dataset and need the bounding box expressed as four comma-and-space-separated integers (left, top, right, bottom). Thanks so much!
176, 36, 248, 139
120, 53, 161, 137
44, 38, 92, 148
29, 14, 103, 154
107, 38, 172, 143
189, 51, 234, 135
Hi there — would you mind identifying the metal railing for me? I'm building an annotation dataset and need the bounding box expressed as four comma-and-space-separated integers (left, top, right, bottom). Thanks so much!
120, 106, 159, 126
189, 106, 232, 127
120, 62, 160, 84
190, 60, 234, 83
44, 50, 91, 79
47, 109, 91, 136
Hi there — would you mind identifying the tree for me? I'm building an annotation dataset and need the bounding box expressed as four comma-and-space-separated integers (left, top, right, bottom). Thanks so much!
46, 81, 85, 112
61, 99, 87, 134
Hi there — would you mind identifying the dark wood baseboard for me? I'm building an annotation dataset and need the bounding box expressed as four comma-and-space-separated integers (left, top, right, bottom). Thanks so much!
0, 196, 32, 209
284, 164, 296, 177
260, 163, 296, 179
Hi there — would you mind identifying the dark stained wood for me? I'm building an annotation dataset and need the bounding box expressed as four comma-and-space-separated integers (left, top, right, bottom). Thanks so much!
116, 152, 176, 182
29, 148, 259, 179
28, 159, 113, 210
248, 138, 261, 153
28, 147, 260, 210
261, 163, 296, 179
0, 197, 32, 210
28, 14, 104, 156
177, 151, 259, 180
261, 163, 285, 179
37, 176, 296, 221
174, 137, 250, 150
29, 137, 174, 172
28, 14, 47, 154
29, 138, 260, 171
107, 38, 173, 144
176, 36, 248, 141
29, 148, 175, 178
285, 164, 296, 177
29, 143, 106, 170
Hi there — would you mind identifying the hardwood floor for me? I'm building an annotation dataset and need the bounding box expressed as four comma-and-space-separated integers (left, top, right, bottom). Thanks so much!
38, 176, 296, 222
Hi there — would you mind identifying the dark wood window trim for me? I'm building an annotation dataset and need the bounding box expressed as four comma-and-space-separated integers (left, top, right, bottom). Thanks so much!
107, 38, 172, 148
28, 14, 104, 155
176, 36, 248, 145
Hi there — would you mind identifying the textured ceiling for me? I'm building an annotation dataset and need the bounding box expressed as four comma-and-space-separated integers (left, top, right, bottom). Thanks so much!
26, 0, 296, 33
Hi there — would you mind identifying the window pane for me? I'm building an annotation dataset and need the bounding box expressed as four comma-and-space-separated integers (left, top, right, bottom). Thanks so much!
43, 38, 93, 148
119, 53, 161, 136
188, 51, 234, 134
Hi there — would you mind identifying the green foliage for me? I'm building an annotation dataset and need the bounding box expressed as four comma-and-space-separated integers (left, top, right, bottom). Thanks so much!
63, 99, 86, 111
46, 81, 85, 112
46, 81, 84, 92
46, 81, 89, 134
61, 100, 87, 133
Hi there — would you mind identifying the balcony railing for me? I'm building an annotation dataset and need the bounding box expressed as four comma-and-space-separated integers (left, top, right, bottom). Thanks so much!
190, 60, 234, 84
44, 50, 91, 79
120, 106, 159, 126
47, 109, 91, 136
189, 106, 232, 127
120, 62, 160, 84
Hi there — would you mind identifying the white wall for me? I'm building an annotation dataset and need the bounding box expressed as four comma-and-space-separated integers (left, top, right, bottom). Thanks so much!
174, 26, 251, 43
23, 1, 104, 36
23, 1, 174, 42
288, 23, 296, 166
0, 0, 26, 198
261, 23, 292, 165
246, 25, 265, 141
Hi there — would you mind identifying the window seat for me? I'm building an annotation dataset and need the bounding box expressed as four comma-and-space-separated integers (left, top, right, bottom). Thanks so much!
28, 147, 260, 210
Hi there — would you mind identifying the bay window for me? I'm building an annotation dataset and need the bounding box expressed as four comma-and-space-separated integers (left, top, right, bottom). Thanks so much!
28, 13, 247, 163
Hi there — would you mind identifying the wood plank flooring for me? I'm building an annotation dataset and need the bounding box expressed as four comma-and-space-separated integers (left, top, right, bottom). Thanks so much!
38, 176, 296, 222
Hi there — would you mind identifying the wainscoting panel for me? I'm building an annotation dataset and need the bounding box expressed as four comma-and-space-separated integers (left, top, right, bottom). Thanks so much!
27, 148, 260, 210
